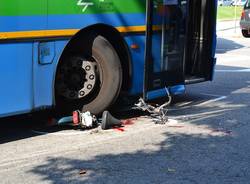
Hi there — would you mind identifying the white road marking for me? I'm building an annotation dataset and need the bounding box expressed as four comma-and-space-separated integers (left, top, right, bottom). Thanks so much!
216, 69, 250, 72
196, 96, 227, 106
199, 93, 224, 97
172, 109, 228, 121
216, 56, 249, 62
167, 119, 179, 126
167, 93, 227, 112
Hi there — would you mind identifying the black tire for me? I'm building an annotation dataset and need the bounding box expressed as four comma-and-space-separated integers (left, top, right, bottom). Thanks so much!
242, 30, 250, 38
81, 36, 122, 114
56, 35, 122, 115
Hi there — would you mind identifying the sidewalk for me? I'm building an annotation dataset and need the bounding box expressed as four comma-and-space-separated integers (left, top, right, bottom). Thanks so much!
217, 20, 242, 37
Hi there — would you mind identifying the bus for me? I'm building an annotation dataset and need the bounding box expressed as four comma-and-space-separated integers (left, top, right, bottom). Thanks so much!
0, 0, 217, 118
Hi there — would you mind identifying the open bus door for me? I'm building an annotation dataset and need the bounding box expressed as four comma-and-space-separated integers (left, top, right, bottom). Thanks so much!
143, 0, 217, 100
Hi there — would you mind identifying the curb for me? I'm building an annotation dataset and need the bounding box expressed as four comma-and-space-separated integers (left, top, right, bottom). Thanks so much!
217, 19, 240, 22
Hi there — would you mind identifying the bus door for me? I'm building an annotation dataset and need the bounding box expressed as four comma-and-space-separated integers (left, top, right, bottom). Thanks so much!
144, 0, 187, 100
184, 0, 217, 84
144, 0, 217, 100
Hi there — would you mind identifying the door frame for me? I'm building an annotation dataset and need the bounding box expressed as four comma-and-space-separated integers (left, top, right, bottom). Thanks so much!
143, 0, 186, 100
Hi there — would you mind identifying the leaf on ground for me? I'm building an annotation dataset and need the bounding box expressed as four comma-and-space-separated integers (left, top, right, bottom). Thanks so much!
79, 169, 87, 175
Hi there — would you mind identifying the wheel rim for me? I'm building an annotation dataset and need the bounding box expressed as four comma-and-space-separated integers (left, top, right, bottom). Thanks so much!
56, 57, 97, 100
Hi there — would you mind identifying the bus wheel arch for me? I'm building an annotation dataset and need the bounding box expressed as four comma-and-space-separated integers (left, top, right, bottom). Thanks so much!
54, 24, 132, 115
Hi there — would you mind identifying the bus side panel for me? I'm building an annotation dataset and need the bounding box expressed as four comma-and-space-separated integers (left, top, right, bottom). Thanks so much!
0, 43, 33, 118
124, 35, 145, 95
47, 0, 146, 30
0, 16, 47, 32
124, 34, 163, 95
33, 40, 69, 109
47, 13, 146, 31
0, 0, 47, 32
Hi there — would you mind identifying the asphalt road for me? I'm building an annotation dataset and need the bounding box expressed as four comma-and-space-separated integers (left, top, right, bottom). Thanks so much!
1, 22, 250, 184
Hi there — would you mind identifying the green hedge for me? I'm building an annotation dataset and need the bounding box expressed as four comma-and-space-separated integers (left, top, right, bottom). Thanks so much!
217, 6, 243, 21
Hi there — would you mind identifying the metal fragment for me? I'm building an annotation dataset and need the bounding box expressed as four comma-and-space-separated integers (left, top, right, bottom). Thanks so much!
134, 94, 172, 124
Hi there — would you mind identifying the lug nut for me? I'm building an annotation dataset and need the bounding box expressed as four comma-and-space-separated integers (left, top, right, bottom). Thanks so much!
79, 91, 85, 97
85, 65, 91, 71
89, 75, 95, 80
87, 84, 93, 90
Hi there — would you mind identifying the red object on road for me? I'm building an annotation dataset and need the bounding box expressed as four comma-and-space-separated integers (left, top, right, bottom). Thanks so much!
72, 111, 80, 125
113, 127, 125, 132
122, 119, 134, 126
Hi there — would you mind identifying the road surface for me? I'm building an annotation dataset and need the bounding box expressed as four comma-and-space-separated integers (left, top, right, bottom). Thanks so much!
0, 21, 250, 184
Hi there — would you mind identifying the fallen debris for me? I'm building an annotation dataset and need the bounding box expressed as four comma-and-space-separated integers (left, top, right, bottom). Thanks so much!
167, 125, 184, 128
79, 169, 87, 175
211, 129, 233, 135
89, 129, 100, 134
167, 168, 176, 173
45, 110, 137, 132
73, 111, 98, 128
134, 96, 172, 124
101, 111, 122, 130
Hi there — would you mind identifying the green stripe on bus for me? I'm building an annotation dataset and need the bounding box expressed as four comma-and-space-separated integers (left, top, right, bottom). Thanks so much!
0, 0, 145, 16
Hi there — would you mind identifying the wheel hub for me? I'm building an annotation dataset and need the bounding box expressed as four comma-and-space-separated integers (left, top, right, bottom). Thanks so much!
56, 57, 97, 100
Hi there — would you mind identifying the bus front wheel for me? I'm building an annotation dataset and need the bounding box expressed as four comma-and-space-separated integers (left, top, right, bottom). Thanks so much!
55, 35, 122, 115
